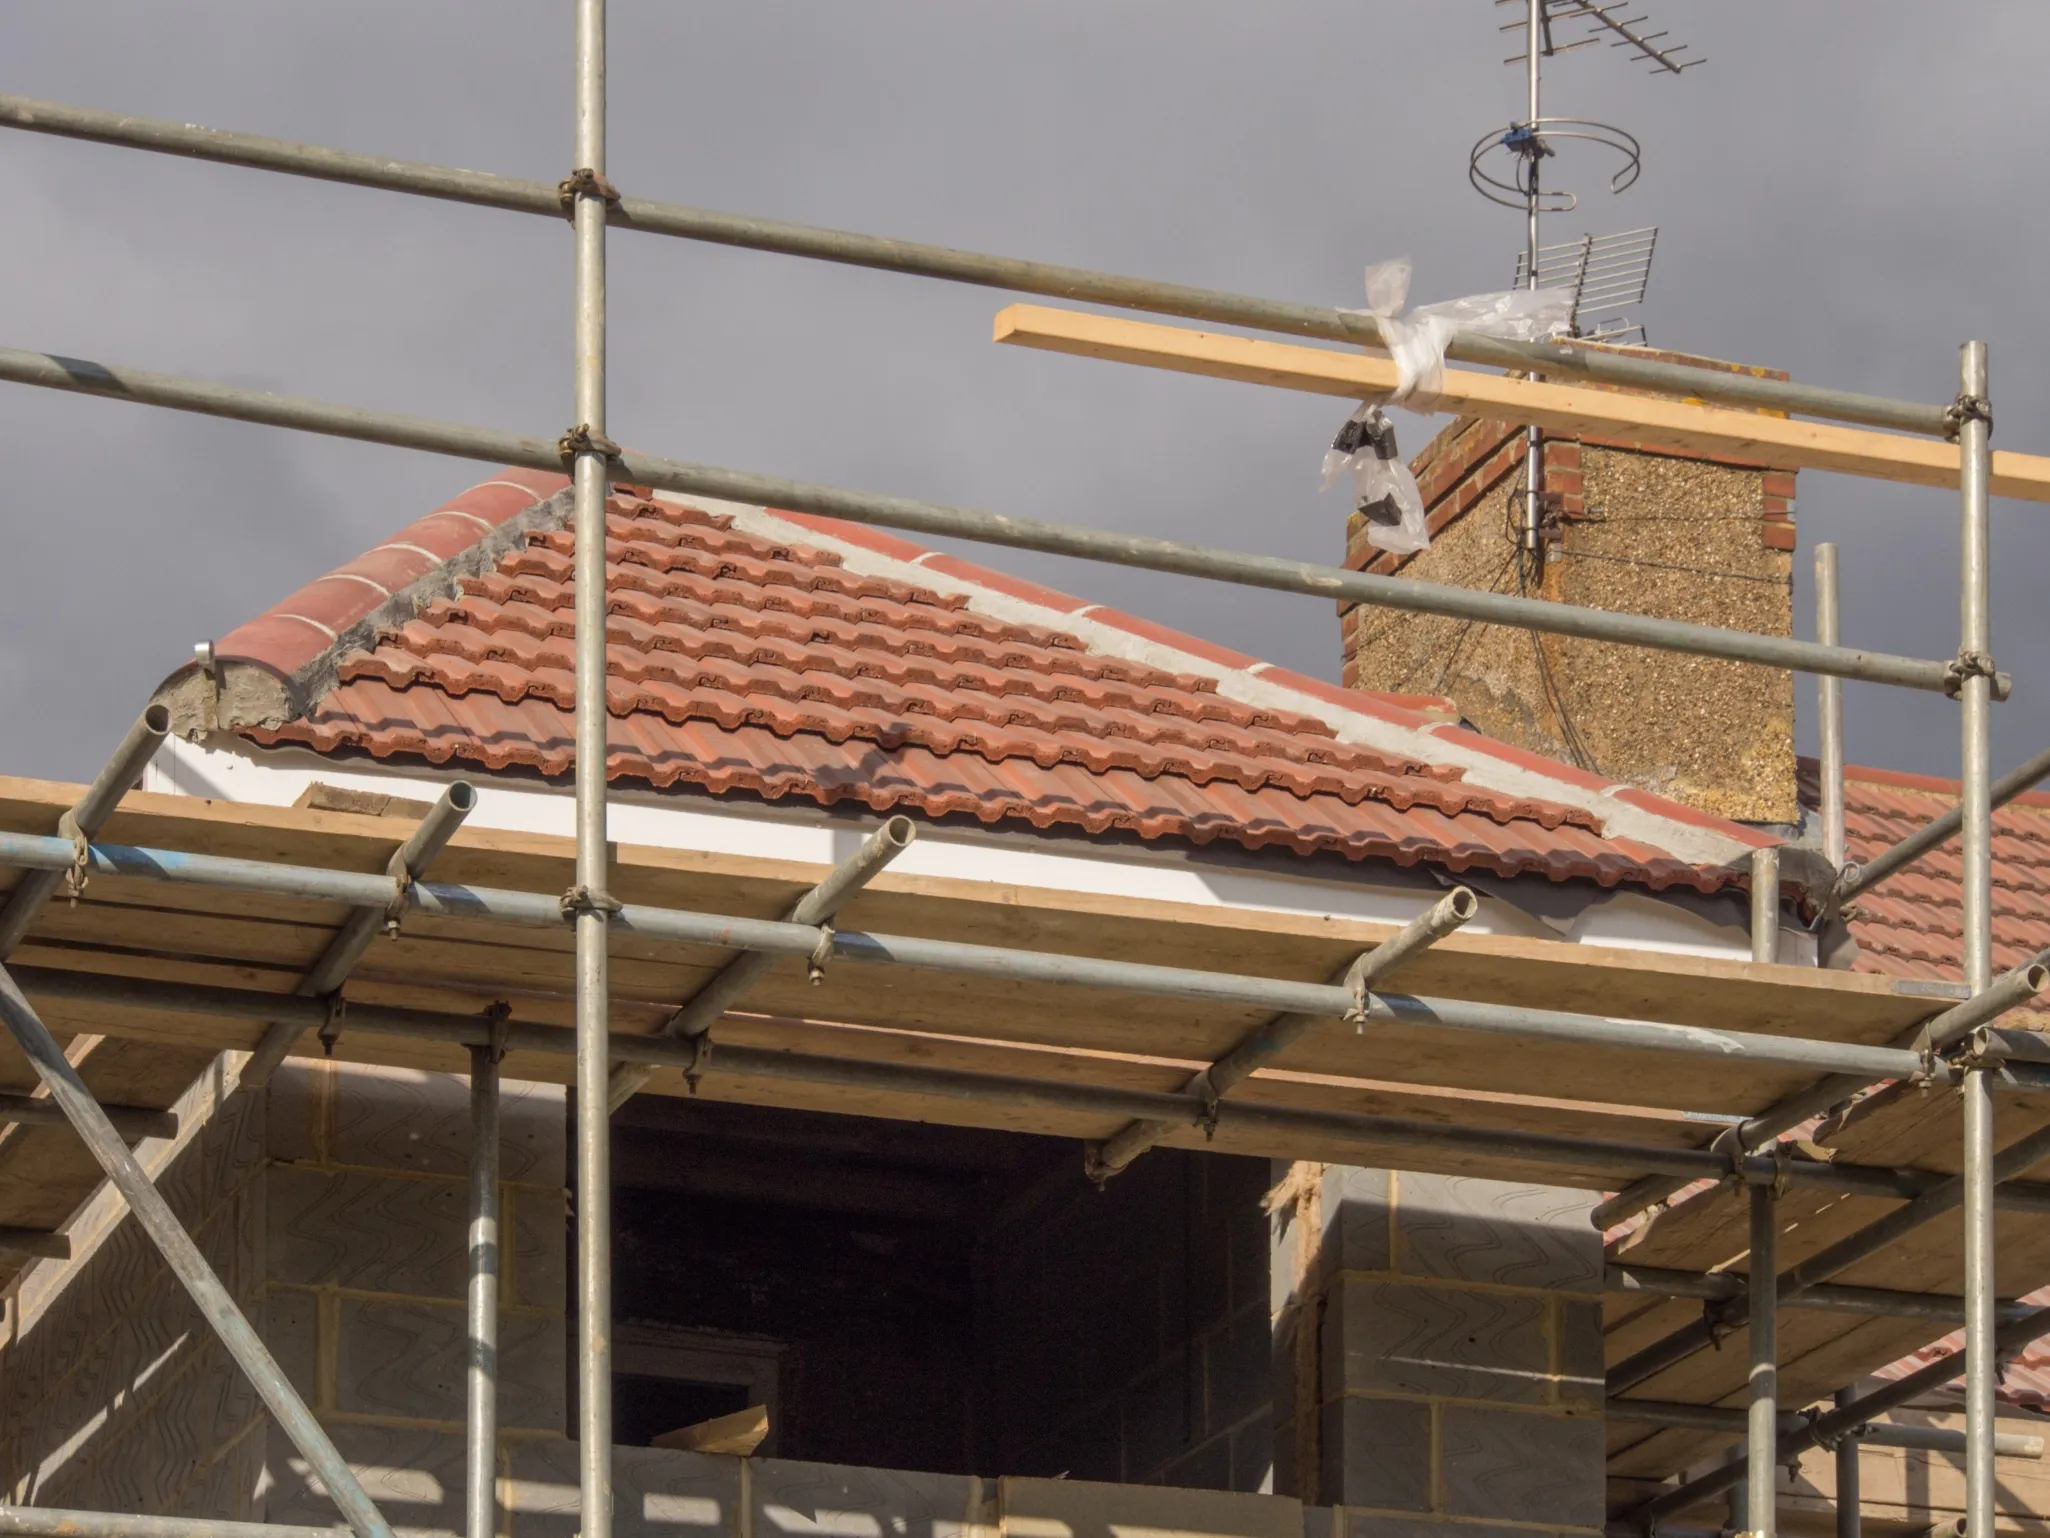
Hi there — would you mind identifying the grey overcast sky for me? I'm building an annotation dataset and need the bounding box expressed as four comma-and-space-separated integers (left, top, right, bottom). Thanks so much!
0, 2, 2043, 785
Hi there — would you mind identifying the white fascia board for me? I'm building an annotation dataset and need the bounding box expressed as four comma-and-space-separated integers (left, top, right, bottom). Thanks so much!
146, 734, 1756, 960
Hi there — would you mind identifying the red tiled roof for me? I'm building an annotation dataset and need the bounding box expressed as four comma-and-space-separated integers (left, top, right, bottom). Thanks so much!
159, 470, 1777, 892
1874, 1288, 2050, 1415
1818, 761, 2050, 983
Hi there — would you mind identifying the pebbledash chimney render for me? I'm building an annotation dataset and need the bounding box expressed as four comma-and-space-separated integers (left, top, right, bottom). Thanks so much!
1340, 350, 1799, 825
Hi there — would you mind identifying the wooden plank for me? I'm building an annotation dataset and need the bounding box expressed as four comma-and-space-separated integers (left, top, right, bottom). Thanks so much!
12, 915, 1922, 1116
0, 777, 1977, 1119
0, 954, 1699, 1180
0, 776, 1948, 1035
991, 304, 2050, 504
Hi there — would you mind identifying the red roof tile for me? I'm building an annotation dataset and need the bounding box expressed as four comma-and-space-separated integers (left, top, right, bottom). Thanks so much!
174, 471, 1773, 892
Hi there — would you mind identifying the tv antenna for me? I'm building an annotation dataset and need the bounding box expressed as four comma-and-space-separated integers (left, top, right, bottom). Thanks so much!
1468, 0, 1700, 557
1513, 226, 1659, 346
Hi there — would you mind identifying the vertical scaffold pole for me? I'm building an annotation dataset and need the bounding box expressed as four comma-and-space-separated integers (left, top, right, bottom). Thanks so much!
1958, 339, 1996, 1538
569, 2, 615, 1536
1747, 1182, 1778, 1538
1833, 1387, 1861, 1538
465, 1044, 502, 1538
1816, 543, 1846, 870
1751, 847, 1780, 965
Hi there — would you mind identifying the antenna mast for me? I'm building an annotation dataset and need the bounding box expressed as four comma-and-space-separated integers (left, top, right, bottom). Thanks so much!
1472, 0, 1700, 559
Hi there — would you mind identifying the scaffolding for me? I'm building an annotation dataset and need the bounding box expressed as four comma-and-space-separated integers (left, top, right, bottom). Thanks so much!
0, 12, 2042, 1538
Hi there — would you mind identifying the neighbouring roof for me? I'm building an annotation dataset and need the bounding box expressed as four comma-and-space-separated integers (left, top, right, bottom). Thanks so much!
1876, 1322, 2050, 1418
150, 467, 1774, 893
1803, 759, 2050, 983
1796, 760, 2050, 1415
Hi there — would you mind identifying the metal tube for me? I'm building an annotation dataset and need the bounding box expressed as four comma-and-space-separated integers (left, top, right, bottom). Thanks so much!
1749, 1184, 1779, 1538
1607, 1400, 2044, 1459
1958, 340, 1996, 1538
1607, 1119, 2050, 1396
1089, 886, 1478, 1177
1835, 1388, 1861, 1538
1629, 1304, 2050, 1526
1916, 960, 2047, 1055
569, 4, 614, 1536
1519, 0, 1544, 559
1841, 741, 2050, 900
0, 705, 170, 956
1604, 1263, 2035, 1326
1751, 848, 1781, 964
243, 781, 477, 1089
0, 347, 1998, 700
0, 1508, 346, 1538
1590, 959, 2047, 1232
16, 962, 2050, 1210
606, 816, 916, 1110
1855, 1423, 2041, 1459
0, 1091, 176, 1139
0, 964, 393, 1538
0, 95, 1954, 438
0, 1227, 70, 1259
465, 1045, 500, 1538
1816, 545, 1846, 869
0, 828, 1984, 1086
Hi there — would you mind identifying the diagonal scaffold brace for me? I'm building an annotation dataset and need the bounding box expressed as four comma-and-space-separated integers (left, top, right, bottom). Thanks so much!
1084, 886, 1478, 1181
1591, 955, 2047, 1231
607, 816, 915, 1111
240, 781, 477, 1089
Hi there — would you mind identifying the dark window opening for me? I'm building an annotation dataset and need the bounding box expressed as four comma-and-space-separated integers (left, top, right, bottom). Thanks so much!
590, 1096, 1274, 1491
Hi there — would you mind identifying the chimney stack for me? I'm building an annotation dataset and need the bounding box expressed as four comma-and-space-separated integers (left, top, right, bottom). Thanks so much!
1340, 350, 1799, 825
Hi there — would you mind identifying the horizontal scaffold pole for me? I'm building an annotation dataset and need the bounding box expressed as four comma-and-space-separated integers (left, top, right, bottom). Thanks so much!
993, 304, 2050, 508
0, 346, 1995, 697
1606, 1399, 2045, 1459
1605, 1262, 2036, 1326
16, 960, 2050, 1209
0, 94, 1953, 438
0, 827, 2012, 1086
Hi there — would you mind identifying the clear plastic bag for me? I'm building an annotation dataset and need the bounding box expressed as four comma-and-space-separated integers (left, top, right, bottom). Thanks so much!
1323, 403, 1429, 555
1348, 257, 1575, 403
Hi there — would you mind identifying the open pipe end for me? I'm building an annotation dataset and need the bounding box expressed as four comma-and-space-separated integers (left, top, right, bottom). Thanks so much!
1446, 886, 1480, 922
140, 702, 172, 737
445, 780, 479, 814
881, 815, 916, 849
2025, 963, 2049, 997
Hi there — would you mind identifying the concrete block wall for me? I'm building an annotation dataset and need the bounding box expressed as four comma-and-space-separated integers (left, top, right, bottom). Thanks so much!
0, 1056, 266, 1517
260, 1059, 569, 1527
978, 1149, 1274, 1492
0, 1055, 568, 1527
1272, 1166, 1605, 1538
